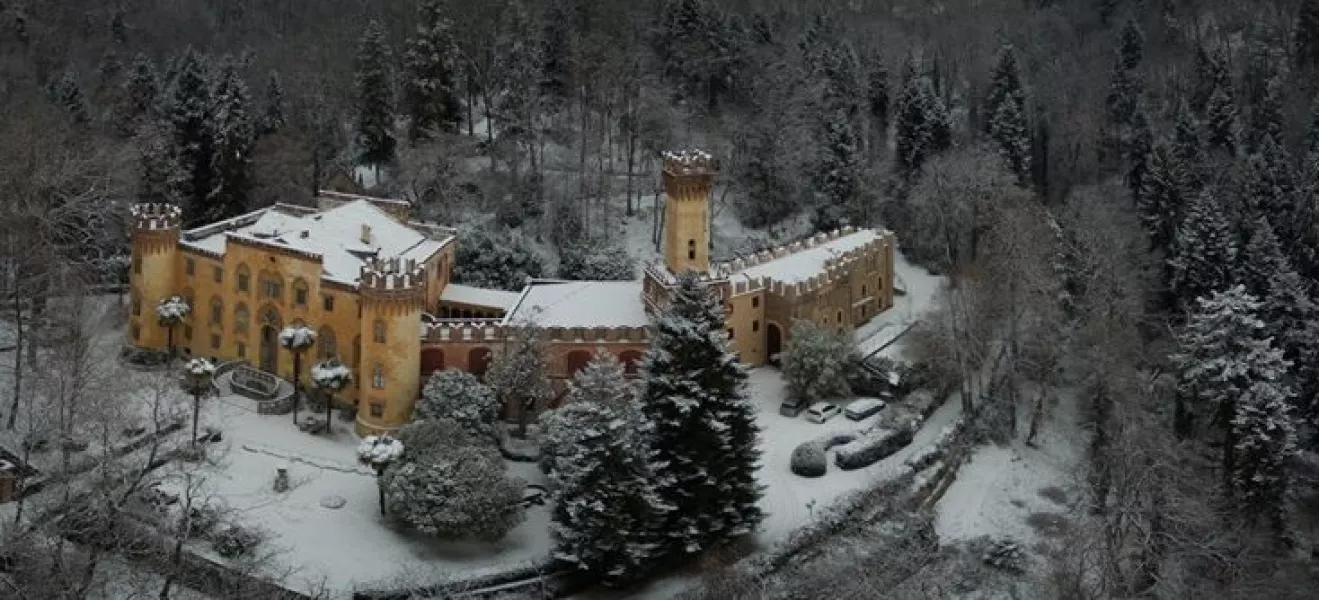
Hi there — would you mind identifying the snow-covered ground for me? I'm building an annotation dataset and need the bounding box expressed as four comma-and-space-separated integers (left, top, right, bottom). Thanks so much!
173, 395, 552, 597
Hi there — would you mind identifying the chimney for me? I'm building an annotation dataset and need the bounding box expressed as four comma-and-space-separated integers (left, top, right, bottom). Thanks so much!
360, 224, 371, 244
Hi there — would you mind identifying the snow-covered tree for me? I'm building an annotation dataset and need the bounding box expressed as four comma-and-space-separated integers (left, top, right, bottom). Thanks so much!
984, 44, 1026, 136
125, 53, 160, 122
1168, 189, 1238, 309
1241, 217, 1291, 300
310, 359, 351, 433
260, 70, 285, 136
487, 323, 553, 438
181, 358, 215, 450
558, 238, 636, 281
640, 272, 763, 559
893, 67, 951, 181
452, 226, 546, 291
565, 350, 637, 411
402, 0, 462, 140
1125, 105, 1153, 206
783, 319, 855, 403
1298, 0, 1319, 71
380, 440, 524, 541
355, 20, 397, 170
550, 399, 665, 586
52, 68, 90, 124
1231, 377, 1298, 529
1192, 46, 1230, 118
137, 125, 178, 204
208, 62, 254, 223
1244, 136, 1299, 242
989, 93, 1031, 186
1138, 143, 1186, 252
1204, 85, 1238, 157
864, 46, 889, 157
1171, 101, 1202, 191
1247, 76, 1284, 154
815, 101, 863, 230
357, 434, 404, 515
166, 48, 215, 226
155, 295, 190, 358
416, 369, 499, 441
278, 325, 316, 423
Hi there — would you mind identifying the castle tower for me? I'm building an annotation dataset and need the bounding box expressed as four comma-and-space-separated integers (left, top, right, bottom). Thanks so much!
662, 149, 716, 274
356, 257, 427, 435
128, 203, 182, 350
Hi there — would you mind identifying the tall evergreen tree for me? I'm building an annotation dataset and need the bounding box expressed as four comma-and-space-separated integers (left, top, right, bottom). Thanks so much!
53, 68, 89, 124
136, 126, 178, 204
126, 53, 160, 121
989, 93, 1031, 186
640, 273, 763, 560
355, 20, 398, 169
1245, 135, 1299, 242
1138, 143, 1185, 252
1125, 104, 1153, 205
1191, 46, 1229, 117
1247, 76, 1284, 153
1296, 0, 1319, 71
1171, 101, 1202, 187
815, 101, 863, 231
541, 0, 577, 101
166, 48, 216, 225
1231, 366, 1297, 531
864, 46, 889, 157
1117, 18, 1144, 72
894, 67, 951, 180
1168, 189, 1238, 308
1240, 217, 1292, 300
260, 70, 286, 136
208, 62, 255, 222
402, 0, 462, 141
984, 44, 1026, 134
1204, 85, 1238, 156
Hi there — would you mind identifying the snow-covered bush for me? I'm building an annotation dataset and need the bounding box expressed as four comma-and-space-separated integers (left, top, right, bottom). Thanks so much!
397, 418, 473, 455
380, 444, 525, 541
834, 427, 914, 471
155, 295, 190, 324
790, 433, 857, 478
277, 325, 316, 349
356, 435, 404, 472
211, 525, 262, 559
558, 239, 635, 281
538, 408, 571, 475
452, 226, 546, 291
783, 319, 855, 403
416, 370, 498, 441
311, 360, 351, 390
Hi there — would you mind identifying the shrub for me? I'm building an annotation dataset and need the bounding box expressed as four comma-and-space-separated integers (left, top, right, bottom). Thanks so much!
187, 505, 223, 539
416, 370, 499, 441
558, 239, 635, 281
834, 427, 914, 471
451, 226, 545, 291
790, 433, 857, 478
783, 319, 855, 403
380, 444, 525, 541
211, 525, 262, 559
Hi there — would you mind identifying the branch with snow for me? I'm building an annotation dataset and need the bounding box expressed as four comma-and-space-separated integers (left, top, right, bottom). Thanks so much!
357, 435, 405, 468
311, 360, 352, 391
278, 325, 316, 350
185, 358, 216, 377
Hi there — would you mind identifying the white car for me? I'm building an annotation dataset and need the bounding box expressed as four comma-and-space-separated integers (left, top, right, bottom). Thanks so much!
844, 398, 887, 421
805, 402, 841, 424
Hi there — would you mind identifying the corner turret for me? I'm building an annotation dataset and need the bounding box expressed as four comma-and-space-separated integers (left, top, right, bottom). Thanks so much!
128, 203, 183, 350
356, 257, 427, 435
662, 149, 716, 275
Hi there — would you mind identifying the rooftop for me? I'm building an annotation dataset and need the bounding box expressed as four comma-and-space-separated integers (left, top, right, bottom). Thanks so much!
730, 229, 883, 285
180, 200, 453, 287
440, 283, 522, 311
503, 280, 649, 329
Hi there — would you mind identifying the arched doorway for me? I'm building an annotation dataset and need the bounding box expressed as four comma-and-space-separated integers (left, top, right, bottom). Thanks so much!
259, 306, 282, 374
767, 322, 783, 366
468, 347, 491, 377
619, 350, 644, 376
421, 348, 446, 378
566, 350, 592, 377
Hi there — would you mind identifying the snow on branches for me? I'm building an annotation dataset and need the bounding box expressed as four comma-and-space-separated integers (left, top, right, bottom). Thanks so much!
278, 325, 316, 350
311, 360, 352, 391
357, 435, 404, 470
155, 295, 190, 323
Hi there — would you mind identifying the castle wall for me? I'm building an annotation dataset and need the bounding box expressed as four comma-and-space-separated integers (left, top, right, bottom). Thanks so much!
356, 262, 426, 435
129, 205, 181, 351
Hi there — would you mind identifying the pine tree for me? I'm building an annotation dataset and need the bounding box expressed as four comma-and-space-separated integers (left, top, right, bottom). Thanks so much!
1171, 101, 1202, 188
865, 46, 889, 156
402, 0, 462, 141
541, 0, 576, 101
97, 47, 123, 91
260, 70, 286, 136
1204, 85, 1238, 156
355, 20, 397, 169
1191, 46, 1229, 118
894, 68, 951, 180
1168, 189, 1238, 308
1125, 104, 1153, 205
641, 273, 763, 559
1240, 217, 1292, 300
111, 10, 127, 45
125, 53, 160, 120
1295, 0, 1319, 71
1307, 101, 1319, 155
549, 355, 665, 586
1244, 135, 1299, 241
208, 62, 255, 223
136, 126, 178, 204
1097, 0, 1118, 26
166, 48, 215, 225
1231, 375, 1297, 529
1138, 144, 1185, 252
989, 94, 1031, 185
816, 102, 863, 230
53, 68, 90, 124
1246, 76, 1284, 153
984, 44, 1027, 134
1117, 18, 1144, 72
416, 370, 499, 441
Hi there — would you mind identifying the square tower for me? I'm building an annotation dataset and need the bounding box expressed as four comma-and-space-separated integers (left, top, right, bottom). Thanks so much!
662, 149, 715, 274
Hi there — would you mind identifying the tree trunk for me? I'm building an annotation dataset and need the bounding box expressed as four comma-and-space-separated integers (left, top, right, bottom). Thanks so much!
653, 189, 663, 251
517, 396, 529, 439
191, 391, 201, 449
7, 292, 22, 429
376, 465, 387, 516
166, 326, 175, 364
291, 351, 302, 425
1025, 390, 1045, 447
325, 391, 334, 434
625, 116, 636, 217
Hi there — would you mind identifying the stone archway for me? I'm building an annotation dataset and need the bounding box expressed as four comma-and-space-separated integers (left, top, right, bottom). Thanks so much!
767, 322, 783, 366
421, 348, 446, 378
566, 350, 592, 377
468, 347, 491, 377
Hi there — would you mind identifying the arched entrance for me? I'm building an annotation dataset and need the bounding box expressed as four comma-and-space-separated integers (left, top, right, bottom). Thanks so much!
259, 306, 282, 374
619, 350, 644, 376
468, 347, 491, 377
767, 322, 783, 366
565, 350, 592, 377
421, 348, 446, 378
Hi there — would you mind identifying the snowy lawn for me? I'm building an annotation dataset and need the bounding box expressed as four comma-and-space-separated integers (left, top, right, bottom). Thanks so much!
181, 395, 552, 597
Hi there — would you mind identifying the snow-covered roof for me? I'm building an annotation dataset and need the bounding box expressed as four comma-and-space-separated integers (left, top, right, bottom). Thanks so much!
440, 283, 522, 311
503, 280, 649, 328
732, 229, 883, 284
180, 200, 453, 287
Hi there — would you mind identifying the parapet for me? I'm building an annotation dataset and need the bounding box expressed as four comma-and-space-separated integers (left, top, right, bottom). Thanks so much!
130, 203, 182, 231
423, 320, 649, 345
662, 149, 716, 175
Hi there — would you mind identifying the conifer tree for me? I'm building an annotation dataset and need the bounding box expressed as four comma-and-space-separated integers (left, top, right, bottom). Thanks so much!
126, 53, 160, 121
1168, 189, 1238, 308
1240, 217, 1292, 300
1117, 18, 1144, 72
1204, 85, 1238, 156
137, 126, 178, 204
1295, 0, 1319, 71
989, 93, 1031, 185
98, 47, 123, 91
260, 70, 286, 136
1138, 143, 1185, 252
984, 44, 1026, 134
894, 68, 951, 180
640, 273, 763, 559
208, 62, 255, 222
1307, 100, 1319, 155
1171, 101, 1202, 188
355, 20, 397, 169
816, 102, 862, 230
1245, 135, 1299, 241
165, 48, 215, 225
1247, 76, 1284, 153
53, 68, 89, 124
402, 0, 462, 141
865, 46, 889, 157
550, 354, 664, 586
1191, 46, 1229, 117
1125, 104, 1153, 205
1231, 369, 1297, 530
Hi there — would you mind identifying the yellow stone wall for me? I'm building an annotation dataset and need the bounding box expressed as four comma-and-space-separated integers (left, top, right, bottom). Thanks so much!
723, 285, 768, 365
357, 291, 423, 435
129, 227, 180, 350
662, 169, 713, 274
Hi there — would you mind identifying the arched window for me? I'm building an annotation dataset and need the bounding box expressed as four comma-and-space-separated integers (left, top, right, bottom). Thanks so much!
259, 271, 283, 301
373, 319, 386, 343
372, 364, 385, 389
234, 303, 250, 334
236, 264, 251, 293
293, 278, 309, 306
566, 350, 592, 376
318, 326, 337, 359
181, 288, 195, 321
687, 239, 696, 260
209, 297, 223, 325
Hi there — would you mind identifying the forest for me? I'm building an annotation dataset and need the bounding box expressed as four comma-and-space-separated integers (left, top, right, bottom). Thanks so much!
4, 0, 1319, 598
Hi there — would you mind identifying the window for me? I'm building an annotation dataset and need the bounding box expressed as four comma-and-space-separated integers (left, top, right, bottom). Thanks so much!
837, 310, 843, 324
131, 324, 140, 340
687, 239, 696, 260
752, 296, 760, 308
318, 327, 337, 359
862, 284, 868, 297
728, 328, 735, 340
210, 334, 220, 349
261, 273, 283, 300
322, 294, 334, 312
373, 319, 386, 344
185, 257, 195, 276
237, 264, 250, 293
183, 325, 192, 341
234, 304, 250, 334
369, 402, 384, 418
213, 266, 223, 283
752, 320, 760, 333
133, 257, 142, 275
372, 364, 385, 389
209, 297, 223, 325
293, 279, 309, 306
132, 295, 141, 316
237, 343, 246, 358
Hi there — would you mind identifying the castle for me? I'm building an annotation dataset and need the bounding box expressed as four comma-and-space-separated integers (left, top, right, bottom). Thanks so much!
127, 152, 896, 434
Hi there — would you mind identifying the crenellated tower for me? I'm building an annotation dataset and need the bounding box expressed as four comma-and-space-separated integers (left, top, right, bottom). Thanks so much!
662, 149, 716, 274
356, 257, 427, 435
128, 203, 182, 350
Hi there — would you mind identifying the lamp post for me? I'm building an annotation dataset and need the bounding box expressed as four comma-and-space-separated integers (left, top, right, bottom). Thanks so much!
310, 358, 351, 435
181, 358, 216, 453
357, 435, 404, 517
278, 325, 316, 425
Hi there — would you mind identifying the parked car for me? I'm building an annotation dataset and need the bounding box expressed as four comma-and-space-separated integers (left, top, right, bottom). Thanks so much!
780, 396, 808, 418
844, 398, 887, 421
806, 402, 842, 424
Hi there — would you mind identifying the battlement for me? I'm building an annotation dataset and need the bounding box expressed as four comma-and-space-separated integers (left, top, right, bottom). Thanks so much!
130, 203, 182, 231
360, 256, 427, 293
662, 149, 716, 175
424, 320, 649, 345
